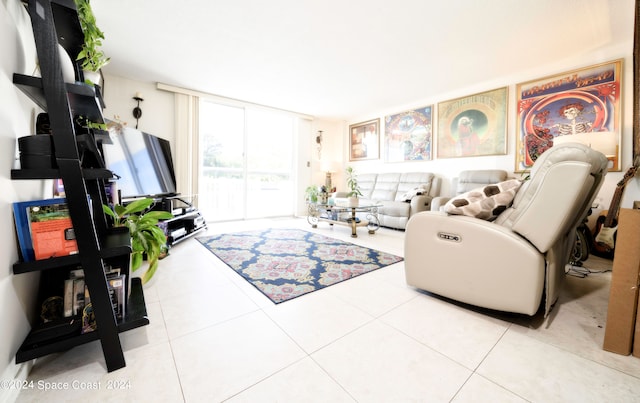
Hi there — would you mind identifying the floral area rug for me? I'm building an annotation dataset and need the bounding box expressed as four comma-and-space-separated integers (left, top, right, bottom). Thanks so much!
197, 228, 403, 304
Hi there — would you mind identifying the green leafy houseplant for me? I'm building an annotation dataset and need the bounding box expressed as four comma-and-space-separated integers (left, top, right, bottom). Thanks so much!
102, 198, 173, 284
305, 185, 320, 203
75, 0, 110, 73
75, 115, 107, 131
346, 166, 362, 198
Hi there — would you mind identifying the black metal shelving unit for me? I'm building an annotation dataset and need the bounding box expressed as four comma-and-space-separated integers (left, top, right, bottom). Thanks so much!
10, 0, 149, 372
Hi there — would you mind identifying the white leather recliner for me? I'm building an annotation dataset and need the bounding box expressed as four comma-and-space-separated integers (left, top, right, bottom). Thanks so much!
404, 143, 608, 316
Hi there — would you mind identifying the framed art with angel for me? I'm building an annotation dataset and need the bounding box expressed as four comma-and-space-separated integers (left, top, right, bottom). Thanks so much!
437, 87, 508, 159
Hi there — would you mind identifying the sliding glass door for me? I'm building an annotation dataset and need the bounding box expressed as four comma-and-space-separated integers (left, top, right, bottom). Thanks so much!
198, 100, 294, 221
198, 101, 245, 221
244, 109, 295, 219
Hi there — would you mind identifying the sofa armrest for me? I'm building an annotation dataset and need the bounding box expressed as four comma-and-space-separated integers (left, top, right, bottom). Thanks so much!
409, 194, 433, 215
430, 196, 451, 211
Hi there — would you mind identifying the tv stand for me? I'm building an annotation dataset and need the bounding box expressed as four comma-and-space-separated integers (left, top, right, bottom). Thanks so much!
153, 195, 207, 246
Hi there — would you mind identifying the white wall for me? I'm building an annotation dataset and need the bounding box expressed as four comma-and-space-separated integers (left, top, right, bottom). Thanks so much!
1, 2, 50, 401
339, 39, 637, 222
308, 120, 344, 191
101, 74, 318, 217
101, 74, 175, 142
103, 37, 639, 225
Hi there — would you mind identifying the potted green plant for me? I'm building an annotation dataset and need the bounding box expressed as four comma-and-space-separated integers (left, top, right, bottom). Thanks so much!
75, 115, 107, 132
346, 166, 362, 207
75, 0, 110, 84
102, 198, 173, 284
305, 185, 320, 203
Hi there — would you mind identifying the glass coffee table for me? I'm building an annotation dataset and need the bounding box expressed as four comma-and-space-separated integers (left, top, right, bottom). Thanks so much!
307, 202, 381, 237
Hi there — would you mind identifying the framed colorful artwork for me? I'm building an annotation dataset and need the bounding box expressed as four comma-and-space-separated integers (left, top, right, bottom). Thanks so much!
349, 119, 380, 161
515, 59, 623, 172
437, 87, 508, 159
384, 106, 433, 162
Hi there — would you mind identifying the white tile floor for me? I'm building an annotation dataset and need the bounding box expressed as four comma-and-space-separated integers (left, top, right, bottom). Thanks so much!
15, 217, 640, 402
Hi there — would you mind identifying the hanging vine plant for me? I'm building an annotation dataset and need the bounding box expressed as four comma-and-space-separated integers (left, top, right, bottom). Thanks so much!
75, 0, 110, 72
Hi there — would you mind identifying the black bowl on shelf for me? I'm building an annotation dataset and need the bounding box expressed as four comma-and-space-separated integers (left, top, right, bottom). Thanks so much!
18, 134, 57, 169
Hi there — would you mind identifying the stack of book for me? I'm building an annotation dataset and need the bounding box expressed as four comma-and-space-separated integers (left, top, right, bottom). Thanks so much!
63, 267, 126, 334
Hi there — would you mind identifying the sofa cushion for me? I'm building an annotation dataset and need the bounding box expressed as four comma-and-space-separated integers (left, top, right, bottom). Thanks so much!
396, 172, 434, 201
455, 170, 508, 194
378, 200, 411, 217
357, 173, 378, 199
444, 179, 522, 221
400, 185, 430, 201
371, 173, 401, 201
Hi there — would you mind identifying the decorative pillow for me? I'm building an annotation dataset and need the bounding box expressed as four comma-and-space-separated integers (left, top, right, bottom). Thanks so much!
401, 185, 430, 202
444, 179, 522, 221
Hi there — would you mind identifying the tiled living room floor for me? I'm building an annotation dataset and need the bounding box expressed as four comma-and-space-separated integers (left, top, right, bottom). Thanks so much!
15, 217, 640, 402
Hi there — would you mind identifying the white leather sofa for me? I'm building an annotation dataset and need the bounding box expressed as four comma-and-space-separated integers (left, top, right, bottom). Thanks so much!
404, 143, 608, 316
336, 172, 441, 230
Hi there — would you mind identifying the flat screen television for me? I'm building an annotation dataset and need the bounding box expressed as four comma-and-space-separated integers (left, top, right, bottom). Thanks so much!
102, 125, 177, 200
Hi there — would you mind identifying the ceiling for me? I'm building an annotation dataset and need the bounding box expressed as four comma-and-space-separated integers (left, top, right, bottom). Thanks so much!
92, 0, 633, 121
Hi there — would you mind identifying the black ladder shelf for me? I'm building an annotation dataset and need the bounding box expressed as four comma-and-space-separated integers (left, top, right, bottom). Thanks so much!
10, 0, 149, 372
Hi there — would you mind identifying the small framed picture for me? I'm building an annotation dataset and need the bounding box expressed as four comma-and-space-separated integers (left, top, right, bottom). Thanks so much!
349, 119, 380, 161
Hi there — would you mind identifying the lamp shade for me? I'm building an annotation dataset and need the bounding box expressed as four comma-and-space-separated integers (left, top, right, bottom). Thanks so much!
320, 160, 339, 173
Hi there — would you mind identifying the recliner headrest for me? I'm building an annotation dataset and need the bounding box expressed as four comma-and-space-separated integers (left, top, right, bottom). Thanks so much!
530, 142, 609, 178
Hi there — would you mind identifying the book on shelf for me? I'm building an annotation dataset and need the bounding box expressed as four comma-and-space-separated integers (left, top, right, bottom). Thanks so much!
81, 286, 96, 334
107, 274, 126, 321
69, 268, 84, 279
62, 267, 83, 318
63, 278, 74, 317
81, 274, 125, 334
62, 266, 126, 330
12, 198, 78, 262
72, 278, 85, 316
104, 180, 119, 206
82, 303, 96, 334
